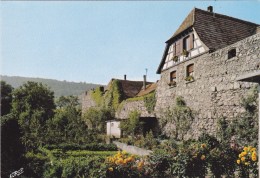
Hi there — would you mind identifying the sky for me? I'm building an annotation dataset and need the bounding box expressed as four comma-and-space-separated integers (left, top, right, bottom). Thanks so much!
1, 1, 260, 85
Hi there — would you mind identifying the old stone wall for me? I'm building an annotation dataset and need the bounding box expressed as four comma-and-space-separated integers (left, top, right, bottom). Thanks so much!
116, 100, 155, 119
155, 33, 260, 139
82, 91, 97, 113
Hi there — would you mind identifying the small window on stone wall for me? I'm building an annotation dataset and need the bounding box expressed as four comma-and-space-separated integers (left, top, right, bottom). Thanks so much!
185, 64, 194, 82
170, 71, 176, 81
228, 48, 236, 59
168, 71, 177, 86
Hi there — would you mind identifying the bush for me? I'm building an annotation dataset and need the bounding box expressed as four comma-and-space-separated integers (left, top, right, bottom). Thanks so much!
104, 151, 149, 178
43, 143, 117, 151
237, 146, 258, 178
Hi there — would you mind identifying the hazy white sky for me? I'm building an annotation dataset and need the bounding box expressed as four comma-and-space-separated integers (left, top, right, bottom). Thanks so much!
1, 1, 260, 85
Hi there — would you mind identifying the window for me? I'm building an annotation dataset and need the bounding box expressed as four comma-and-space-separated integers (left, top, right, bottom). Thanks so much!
187, 64, 194, 77
183, 36, 190, 51
228, 48, 236, 59
168, 71, 177, 86
186, 64, 194, 82
183, 34, 194, 51
170, 71, 177, 82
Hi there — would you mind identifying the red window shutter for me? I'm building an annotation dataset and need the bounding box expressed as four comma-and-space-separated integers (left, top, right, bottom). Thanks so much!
189, 34, 194, 50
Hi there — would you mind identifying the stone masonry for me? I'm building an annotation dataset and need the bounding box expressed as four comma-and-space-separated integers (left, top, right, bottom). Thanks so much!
155, 33, 260, 139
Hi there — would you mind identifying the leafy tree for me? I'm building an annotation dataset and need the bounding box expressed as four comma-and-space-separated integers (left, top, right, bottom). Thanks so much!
1, 81, 13, 116
1, 114, 25, 177
120, 110, 143, 137
83, 107, 114, 134
160, 96, 193, 140
46, 95, 93, 144
12, 81, 56, 150
56, 95, 79, 109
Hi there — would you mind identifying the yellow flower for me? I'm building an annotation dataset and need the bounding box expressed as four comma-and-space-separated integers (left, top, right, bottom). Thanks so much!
108, 167, 113, 172
252, 155, 257, 161
201, 155, 206, 160
201, 144, 206, 149
237, 160, 241, 164
122, 150, 127, 155
241, 157, 246, 162
250, 148, 256, 152
241, 151, 247, 156
243, 147, 248, 152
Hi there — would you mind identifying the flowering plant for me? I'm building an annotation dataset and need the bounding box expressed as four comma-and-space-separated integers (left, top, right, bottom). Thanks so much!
105, 151, 148, 178
237, 146, 258, 177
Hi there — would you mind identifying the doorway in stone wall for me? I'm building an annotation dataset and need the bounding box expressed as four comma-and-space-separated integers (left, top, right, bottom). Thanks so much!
140, 117, 159, 136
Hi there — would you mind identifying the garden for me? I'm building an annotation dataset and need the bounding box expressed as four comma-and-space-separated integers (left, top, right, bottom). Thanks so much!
1, 81, 259, 177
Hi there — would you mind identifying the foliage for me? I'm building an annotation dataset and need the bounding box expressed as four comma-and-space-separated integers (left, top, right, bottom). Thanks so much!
104, 151, 148, 178
43, 143, 117, 151
1, 80, 13, 116
46, 106, 89, 145
55, 95, 79, 109
134, 131, 159, 150
103, 80, 124, 111
160, 96, 193, 140
12, 81, 56, 150
144, 91, 156, 113
1, 114, 25, 178
120, 110, 143, 136
24, 150, 50, 178
83, 107, 114, 134
185, 75, 194, 82
90, 86, 105, 106
146, 149, 175, 177
237, 146, 258, 177
21, 147, 119, 178
217, 86, 258, 146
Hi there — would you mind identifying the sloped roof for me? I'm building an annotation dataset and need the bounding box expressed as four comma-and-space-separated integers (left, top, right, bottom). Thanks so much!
106, 79, 152, 98
167, 7, 258, 49
157, 7, 259, 74
136, 82, 157, 97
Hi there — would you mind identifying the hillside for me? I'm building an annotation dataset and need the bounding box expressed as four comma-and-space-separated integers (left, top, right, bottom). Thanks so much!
1, 75, 102, 97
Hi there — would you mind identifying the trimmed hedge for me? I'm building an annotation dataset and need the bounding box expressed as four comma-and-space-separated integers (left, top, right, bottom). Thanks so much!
43, 143, 118, 151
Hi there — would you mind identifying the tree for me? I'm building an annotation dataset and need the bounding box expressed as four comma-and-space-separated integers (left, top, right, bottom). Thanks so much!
46, 95, 92, 144
1, 81, 13, 116
160, 97, 193, 140
120, 110, 143, 137
1, 114, 25, 177
12, 81, 56, 150
56, 95, 79, 109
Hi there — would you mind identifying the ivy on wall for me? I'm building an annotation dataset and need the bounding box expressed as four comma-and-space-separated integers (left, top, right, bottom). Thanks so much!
90, 80, 124, 111
90, 87, 104, 107
144, 91, 156, 113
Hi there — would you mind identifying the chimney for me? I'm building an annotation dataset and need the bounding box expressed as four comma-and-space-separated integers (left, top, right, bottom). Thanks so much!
207, 6, 213, 13
143, 75, 146, 90
124, 75, 127, 80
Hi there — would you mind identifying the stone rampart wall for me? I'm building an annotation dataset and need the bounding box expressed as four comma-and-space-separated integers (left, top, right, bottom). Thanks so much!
82, 91, 97, 113
116, 100, 155, 119
155, 33, 260, 139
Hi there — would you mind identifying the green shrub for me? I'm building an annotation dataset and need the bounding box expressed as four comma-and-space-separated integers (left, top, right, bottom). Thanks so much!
43, 143, 117, 151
